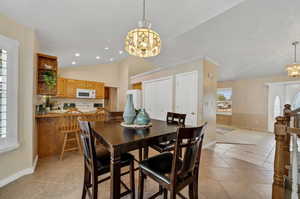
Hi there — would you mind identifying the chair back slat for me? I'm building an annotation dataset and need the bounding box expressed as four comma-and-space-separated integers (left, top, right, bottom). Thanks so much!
170, 123, 206, 183
78, 119, 97, 168
166, 112, 186, 126
60, 109, 83, 132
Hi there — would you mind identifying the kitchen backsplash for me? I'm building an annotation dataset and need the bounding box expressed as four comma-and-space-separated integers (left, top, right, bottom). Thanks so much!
36, 95, 104, 112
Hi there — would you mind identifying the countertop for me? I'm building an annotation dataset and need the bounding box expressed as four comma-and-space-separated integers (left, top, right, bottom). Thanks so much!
35, 109, 123, 119
35, 111, 101, 118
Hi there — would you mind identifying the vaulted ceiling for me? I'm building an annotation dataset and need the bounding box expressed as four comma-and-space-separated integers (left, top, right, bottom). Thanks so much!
0, 0, 299, 81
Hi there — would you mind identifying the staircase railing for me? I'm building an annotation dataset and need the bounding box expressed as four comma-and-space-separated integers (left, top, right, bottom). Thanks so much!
273, 104, 299, 199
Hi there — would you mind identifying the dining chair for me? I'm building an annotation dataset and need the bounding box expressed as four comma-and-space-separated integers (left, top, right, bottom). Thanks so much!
148, 112, 186, 156
138, 123, 206, 199
59, 108, 83, 160
78, 119, 135, 199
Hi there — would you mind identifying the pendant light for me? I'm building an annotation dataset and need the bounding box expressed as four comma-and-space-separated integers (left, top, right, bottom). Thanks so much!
125, 0, 161, 58
286, 41, 300, 77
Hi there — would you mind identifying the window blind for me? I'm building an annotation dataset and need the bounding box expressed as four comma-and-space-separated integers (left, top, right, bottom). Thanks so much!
0, 49, 7, 138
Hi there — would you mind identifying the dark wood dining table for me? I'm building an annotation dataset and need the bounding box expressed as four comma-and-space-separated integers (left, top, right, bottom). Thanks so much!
91, 119, 179, 199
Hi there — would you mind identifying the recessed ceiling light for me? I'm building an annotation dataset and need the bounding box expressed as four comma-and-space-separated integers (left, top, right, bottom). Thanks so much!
96, 56, 100, 60
75, 53, 80, 57
104, 47, 109, 50
72, 61, 76, 65
110, 58, 114, 62
119, 50, 123, 54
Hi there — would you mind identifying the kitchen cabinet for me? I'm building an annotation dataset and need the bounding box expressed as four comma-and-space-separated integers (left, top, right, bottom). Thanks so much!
57, 78, 66, 97
104, 87, 110, 99
95, 82, 105, 99
65, 79, 83, 98
56, 78, 105, 99
132, 82, 142, 90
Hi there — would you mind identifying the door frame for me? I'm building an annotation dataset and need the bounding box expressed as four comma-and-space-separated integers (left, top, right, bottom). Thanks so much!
175, 71, 199, 126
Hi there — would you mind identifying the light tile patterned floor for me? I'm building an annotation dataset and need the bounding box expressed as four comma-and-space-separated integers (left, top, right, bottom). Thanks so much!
0, 129, 275, 199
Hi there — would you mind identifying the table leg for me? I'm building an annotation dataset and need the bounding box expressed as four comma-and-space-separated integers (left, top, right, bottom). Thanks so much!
110, 151, 121, 199
143, 146, 149, 160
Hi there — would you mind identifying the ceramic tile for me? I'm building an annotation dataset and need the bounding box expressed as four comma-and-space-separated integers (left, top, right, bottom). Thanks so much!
0, 128, 277, 199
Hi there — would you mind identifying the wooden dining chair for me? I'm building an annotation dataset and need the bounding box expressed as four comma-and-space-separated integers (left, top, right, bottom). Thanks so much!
149, 112, 186, 155
59, 108, 83, 160
138, 123, 206, 199
78, 119, 135, 199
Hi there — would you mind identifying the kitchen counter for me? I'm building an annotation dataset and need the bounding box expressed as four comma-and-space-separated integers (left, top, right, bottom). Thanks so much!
35, 111, 100, 119
36, 110, 106, 158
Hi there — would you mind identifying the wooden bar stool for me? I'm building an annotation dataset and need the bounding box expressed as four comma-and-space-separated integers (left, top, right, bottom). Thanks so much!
59, 108, 83, 160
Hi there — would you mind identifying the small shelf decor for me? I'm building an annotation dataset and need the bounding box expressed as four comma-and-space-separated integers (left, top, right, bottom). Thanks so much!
37, 53, 58, 95
43, 70, 57, 90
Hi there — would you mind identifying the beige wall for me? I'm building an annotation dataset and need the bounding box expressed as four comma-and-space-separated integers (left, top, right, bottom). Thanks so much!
0, 14, 37, 181
203, 59, 217, 144
218, 75, 300, 131
131, 59, 217, 145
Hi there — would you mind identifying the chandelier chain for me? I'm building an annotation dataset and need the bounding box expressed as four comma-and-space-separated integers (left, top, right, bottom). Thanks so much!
295, 42, 297, 63
142, 0, 146, 21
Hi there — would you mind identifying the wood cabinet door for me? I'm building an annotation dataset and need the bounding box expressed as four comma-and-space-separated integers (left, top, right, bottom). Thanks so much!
85, 81, 96, 90
95, 82, 105, 99
66, 79, 83, 98
104, 87, 109, 99
56, 78, 66, 97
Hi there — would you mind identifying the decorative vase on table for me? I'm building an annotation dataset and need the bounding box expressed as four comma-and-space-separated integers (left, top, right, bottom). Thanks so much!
134, 108, 150, 125
123, 94, 136, 124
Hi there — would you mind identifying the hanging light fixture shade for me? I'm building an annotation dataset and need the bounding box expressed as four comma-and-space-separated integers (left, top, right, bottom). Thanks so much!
286, 41, 300, 77
125, 0, 161, 58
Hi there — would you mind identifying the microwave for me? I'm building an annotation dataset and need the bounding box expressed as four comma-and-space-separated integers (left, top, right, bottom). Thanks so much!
76, 89, 96, 99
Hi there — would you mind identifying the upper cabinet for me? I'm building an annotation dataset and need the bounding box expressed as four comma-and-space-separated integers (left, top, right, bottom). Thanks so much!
56, 78, 66, 97
37, 53, 58, 96
132, 82, 142, 90
56, 78, 105, 99
95, 82, 105, 99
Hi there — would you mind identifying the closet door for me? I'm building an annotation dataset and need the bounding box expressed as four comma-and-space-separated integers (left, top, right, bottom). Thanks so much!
175, 71, 198, 126
143, 77, 173, 121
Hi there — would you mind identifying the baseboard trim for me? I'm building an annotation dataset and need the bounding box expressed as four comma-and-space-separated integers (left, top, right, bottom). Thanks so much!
203, 141, 216, 148
0, 155, 38, 188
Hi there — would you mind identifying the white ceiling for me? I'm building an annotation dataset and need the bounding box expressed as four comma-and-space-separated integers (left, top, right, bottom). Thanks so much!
0, 0, 299, 81
0, 1, 244, 67
150, 0, 300, 81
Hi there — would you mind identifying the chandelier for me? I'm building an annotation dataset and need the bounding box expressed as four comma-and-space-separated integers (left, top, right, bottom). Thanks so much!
125, 0, 161, 58
286, 41, 300, 77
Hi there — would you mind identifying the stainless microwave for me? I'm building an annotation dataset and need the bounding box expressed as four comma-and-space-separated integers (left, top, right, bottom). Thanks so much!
76, 89, 96, 99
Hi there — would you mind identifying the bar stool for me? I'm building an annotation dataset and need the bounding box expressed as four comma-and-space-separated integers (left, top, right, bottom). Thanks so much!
59, 108, 83, 160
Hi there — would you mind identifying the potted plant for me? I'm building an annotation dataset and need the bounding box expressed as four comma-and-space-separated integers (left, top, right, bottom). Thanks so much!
43, 71, 57, 90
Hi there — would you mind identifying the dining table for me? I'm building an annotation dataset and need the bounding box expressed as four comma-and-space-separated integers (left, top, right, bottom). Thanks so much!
91, 119, 179, 199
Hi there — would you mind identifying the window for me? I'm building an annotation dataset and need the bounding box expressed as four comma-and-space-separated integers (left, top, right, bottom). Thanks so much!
274, 96, 281, 118
216, 88, 232, 114
0, 35, 19, 153
0, 49, 7, 138
293, 92, 300, 110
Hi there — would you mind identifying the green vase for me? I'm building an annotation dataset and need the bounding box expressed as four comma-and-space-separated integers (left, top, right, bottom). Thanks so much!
134, 108, 150, 125
123, 94, 136, 124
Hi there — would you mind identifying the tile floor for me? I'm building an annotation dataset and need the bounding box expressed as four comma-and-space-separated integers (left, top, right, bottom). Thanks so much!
0, 129, 276, 199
